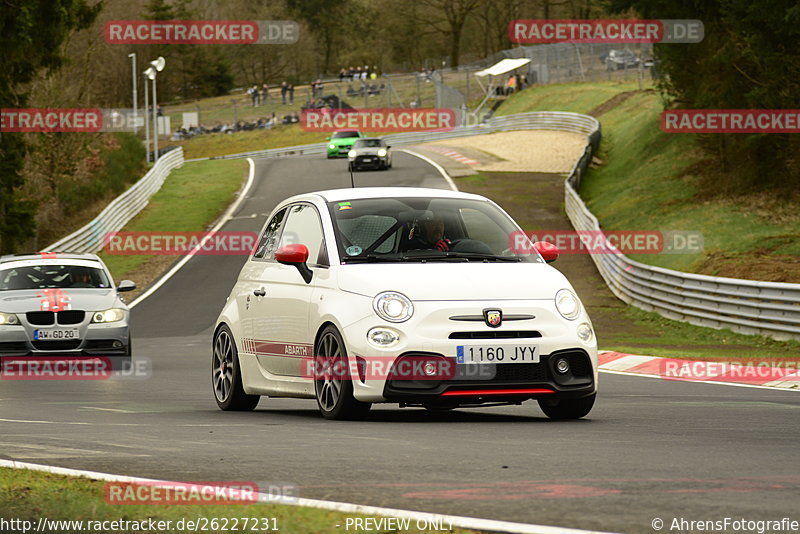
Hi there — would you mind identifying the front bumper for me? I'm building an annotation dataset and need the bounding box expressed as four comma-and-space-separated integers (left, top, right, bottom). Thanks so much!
327, 145, 353, 157
0, 321, 130, 357
337, 299, 597, 404
350, 155, 388, 169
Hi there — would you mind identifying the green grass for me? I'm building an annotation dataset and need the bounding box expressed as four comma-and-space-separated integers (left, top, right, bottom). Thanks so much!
0, 468, 478, 534
579, 92, 800, 274
496, 80, 645, 116
174, 124, 327, 160
99, 158, 247, 281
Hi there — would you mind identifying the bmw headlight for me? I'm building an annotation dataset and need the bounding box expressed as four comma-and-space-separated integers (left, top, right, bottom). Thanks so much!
329, 144, 336, 149
555, 289, 581, 321
348, 150, 357, 158
91, 308, 126, 323
377, 148, 387, 157
0, 312, 20, 325
372, 292, 414, 323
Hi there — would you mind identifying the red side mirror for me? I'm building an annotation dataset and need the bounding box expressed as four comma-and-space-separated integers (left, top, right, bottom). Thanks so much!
275, 244, 309, 265
533, 241, 559, 263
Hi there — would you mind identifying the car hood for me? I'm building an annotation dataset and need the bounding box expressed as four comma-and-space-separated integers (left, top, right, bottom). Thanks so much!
336, 262, 570, 301
0, 288, 122, 314
352, 148, 385, 156
330, 138, 359, 146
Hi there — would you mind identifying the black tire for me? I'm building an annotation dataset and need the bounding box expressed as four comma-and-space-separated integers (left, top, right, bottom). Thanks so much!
314, 325, 371, 420
212, 325, 260, 411
538, 393, 595, 420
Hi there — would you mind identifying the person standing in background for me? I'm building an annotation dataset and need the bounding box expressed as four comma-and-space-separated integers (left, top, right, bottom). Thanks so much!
280, 81, 288, 105
288, 83, 294, 104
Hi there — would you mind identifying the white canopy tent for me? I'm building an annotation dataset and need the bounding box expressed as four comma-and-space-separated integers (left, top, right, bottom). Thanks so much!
471, 58, 532, 122
474, 58, 531, 78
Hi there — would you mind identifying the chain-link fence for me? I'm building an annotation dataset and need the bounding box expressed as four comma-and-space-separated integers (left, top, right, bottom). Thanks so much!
162, 43, 654, 137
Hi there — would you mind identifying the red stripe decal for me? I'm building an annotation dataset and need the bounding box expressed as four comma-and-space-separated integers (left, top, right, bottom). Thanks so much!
441, 388, 554, 397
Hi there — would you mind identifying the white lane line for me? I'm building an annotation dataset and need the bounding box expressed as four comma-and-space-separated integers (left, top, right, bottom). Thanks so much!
399, 149, 458, 191
0, 460, 619, 534
0, 418, 90, 425
80, 407, 136, 413
129, 157, 256, 309
599, 369, 800, 392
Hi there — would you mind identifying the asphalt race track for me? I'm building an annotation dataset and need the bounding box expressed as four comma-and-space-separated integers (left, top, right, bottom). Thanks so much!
2, 152, 799, 533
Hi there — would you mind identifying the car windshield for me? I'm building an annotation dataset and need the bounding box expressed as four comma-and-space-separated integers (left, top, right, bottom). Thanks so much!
328, 197, 542, 263
354, 139, 384, 148
332, 131, 360, 139
0, 263, 111, 291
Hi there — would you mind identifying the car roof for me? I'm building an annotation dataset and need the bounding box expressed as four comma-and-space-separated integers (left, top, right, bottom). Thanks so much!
0, 252, 103, 266
284, 187, 489, 204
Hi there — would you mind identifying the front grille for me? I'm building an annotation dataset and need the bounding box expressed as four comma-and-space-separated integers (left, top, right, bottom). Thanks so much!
57, 310, 85, 325
27, 311, 55, 326
32, 340, 81, 351
84, 339, 118, 350
449, 330, 542, 340
0, 341, 29, 354
492, 363, 549, 382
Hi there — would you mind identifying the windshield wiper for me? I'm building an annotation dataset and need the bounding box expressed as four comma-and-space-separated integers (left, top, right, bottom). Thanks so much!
342, 254, 409, 263
402, 252, 521, 262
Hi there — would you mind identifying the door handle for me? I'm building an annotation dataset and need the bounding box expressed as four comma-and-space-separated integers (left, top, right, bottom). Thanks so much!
253, 288, 266, 297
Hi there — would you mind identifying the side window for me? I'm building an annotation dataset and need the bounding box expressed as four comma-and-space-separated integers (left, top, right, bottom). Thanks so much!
253, 208, 288, 260
279, 203, 326, 266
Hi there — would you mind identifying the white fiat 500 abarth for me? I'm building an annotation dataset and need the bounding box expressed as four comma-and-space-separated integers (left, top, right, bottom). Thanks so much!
212, 187, 597, 420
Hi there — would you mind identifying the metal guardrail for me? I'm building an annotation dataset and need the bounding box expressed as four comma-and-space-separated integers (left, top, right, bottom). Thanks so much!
560, 124, 800, 342
48, 148, 184, 253
206, 111, 600, 161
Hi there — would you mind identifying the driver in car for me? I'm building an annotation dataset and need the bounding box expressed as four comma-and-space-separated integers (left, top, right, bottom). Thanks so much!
407, 215, 451, 252
69, 267, 94, 288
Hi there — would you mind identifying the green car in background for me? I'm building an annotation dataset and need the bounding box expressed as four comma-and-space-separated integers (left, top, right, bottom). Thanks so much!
326, 129, 363, 158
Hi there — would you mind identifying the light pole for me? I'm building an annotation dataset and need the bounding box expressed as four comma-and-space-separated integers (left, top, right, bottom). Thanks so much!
144, 67, 155, 163
128, 53, 138, 135
148, 56, 165, 162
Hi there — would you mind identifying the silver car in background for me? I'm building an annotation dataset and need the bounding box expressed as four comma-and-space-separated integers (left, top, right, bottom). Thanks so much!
0, 253, 136, 370
348, 138, 392, 171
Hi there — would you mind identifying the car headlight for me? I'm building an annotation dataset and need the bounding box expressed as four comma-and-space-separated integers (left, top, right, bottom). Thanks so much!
577, 322, 594, 343
329, 144, 336, 149
91, 308, 126, 323
555, 289, 581, 321
377, 148, 387, 157
348, 150, 357, 158
372, 292, 414, 323
0, 312, 20, 325
367, 327, 400, 347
